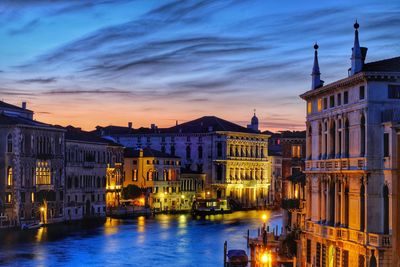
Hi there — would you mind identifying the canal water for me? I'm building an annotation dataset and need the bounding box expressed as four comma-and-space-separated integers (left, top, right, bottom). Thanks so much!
0, 210, 282, 267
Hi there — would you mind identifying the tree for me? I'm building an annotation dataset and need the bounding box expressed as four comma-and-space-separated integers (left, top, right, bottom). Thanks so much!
121, 184, 143, 200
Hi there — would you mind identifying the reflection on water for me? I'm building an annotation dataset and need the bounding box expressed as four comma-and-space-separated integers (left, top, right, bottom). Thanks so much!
0, 210, 282, 267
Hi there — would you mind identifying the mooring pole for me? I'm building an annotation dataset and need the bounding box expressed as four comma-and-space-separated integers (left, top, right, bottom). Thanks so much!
224, 241, 227, 267
247, 229, 250, 248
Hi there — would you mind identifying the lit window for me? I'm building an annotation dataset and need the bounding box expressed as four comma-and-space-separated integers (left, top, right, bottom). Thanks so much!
132, 169, 138, 181
317, 99, 322, 112
7, 167, 12, 186
291, 145, 301, 158
36, 161, 51, 185
307, 102, 312, 114
6, 193, 12, 203
31, 192, 35, 203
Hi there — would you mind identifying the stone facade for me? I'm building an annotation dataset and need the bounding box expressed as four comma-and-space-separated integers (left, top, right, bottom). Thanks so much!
123, 148, 182, 211
0, 102, 65, 227
98, 116, 271, 208
299, 23, 400, 267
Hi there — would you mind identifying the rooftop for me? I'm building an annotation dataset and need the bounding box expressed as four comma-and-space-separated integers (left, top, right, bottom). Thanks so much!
0, 101, 33, 113
96, 116, 260, 135
0, 113, 53, 128
65, 126, 122, 146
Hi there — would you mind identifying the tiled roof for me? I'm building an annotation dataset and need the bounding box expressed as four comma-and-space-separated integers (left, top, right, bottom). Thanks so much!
65, 126, 122, 146
124, 147, 179, 158
165, 116, 257, 134
0, 113, 52, 127
96, 116, 259, 135
0, 101, 33, 113
362, 56, 400, 72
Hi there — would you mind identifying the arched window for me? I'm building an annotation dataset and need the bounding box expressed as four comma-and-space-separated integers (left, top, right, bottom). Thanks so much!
318, 123, 322, 159
7, 167, 12, 186
216, 165, 223, 181
330, 121, 336, 158
383, 184, 389, 234
307, 125, 312, 159
360, 115, 366, 157
344, 120, 350, 157
217, 143, 223, 158
198, 146, 203, 159
360, 182, 365, 231
186, 145, 191, 159
7, 134, 12, 153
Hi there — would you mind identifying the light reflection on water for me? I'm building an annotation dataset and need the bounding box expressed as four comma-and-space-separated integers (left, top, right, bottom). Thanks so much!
0, 210, 282, 267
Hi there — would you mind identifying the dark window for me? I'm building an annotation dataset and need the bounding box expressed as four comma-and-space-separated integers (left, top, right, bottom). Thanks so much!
217, 143, 223, 157
60, 191, 64, 201
170, 145, 175, 156
316, 242, 321, 267
323, 98, 328, 109
359, 86, 365, 100
322, 244, 326, 267
384, 133, 389, 157
216, 165, 223, 180
161, 145, 166, 153
306, 239, 311, 263
186, 145, 191, 159
358, 255, 365, 267
20, 192, 26, 203
337, 93, 342, 105
342, 250, 349, 267
198, 146, 203, 159
344, 91, 349, 104
329, 95, 335, 108
7, 134, 12, 153
388, 84, 400, 99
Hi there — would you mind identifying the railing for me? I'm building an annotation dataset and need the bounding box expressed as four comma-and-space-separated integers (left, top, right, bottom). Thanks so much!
305, 157, 367, 172
36, 184, 54, 191
304, 221, 391, 248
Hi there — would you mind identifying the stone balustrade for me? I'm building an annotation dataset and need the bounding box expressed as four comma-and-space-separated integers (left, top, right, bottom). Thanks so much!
305, 157, 367, 172
303, 221, 391, 248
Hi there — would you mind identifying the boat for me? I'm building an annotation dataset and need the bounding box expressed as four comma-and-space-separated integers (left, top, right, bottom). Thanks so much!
21, 222, 43, 230
191, 198, 231, 215
226, 249, 248, 267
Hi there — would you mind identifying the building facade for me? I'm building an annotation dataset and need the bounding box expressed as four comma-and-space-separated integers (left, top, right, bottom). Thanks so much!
64, 126, 115, 220
299, 22, 400, 266
123, 147, 182, 211
0, 101, 65, 227
98, 116, 271, 208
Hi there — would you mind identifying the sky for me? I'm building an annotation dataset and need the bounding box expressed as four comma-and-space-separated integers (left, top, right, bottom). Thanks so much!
0, 0, 399, 132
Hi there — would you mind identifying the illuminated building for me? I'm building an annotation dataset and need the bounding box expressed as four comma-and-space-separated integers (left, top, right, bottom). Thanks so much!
64, 126, 123, 220
0, 101, 65, 227
97, 115, 271, 208
299, 22, 400, 266
123, 147, 182, 211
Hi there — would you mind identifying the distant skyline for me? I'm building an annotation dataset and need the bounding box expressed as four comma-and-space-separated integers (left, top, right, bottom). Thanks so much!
0, 0, 399, 131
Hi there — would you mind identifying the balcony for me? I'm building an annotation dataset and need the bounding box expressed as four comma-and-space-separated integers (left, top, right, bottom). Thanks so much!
305, 157, 367, 173
36, 184, 54, 191
304, 221, 391, 248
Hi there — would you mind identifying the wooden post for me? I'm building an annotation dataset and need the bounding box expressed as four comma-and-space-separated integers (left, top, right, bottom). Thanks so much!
224, 241, 227, 267
247, 229, 250, 248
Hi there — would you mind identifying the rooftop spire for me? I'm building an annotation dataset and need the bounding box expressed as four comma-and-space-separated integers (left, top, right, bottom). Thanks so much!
350, 20, 363, 75
311, 42, 322, 89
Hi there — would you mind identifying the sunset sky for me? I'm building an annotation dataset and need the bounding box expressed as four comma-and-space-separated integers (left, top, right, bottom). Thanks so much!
0, 0, 399, 132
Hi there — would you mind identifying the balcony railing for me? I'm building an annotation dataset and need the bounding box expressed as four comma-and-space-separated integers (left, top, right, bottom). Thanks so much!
304, 221, 391, 248
305, 157, 367, 172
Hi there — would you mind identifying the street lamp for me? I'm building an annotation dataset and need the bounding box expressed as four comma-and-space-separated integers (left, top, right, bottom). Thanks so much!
260, 251, 272, 267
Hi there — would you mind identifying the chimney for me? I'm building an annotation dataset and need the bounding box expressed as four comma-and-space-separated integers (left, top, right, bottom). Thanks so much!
128, 122, 132, 129
151, 124, 156, 130
176, 120, 178, 126
22, 102, 27, 109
